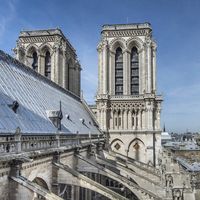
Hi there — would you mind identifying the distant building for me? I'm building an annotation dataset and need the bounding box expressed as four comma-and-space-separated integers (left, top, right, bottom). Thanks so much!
161, 131, 172, 145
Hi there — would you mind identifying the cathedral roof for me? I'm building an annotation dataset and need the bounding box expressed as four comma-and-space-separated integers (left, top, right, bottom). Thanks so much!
0, 50, 100, 135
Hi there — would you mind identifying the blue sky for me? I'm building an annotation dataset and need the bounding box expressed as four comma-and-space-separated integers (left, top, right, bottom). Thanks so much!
0, 0, 200, 133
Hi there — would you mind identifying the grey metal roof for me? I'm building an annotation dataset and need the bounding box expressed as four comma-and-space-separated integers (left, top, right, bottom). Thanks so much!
0, 50, 100, 135
176, 157, 200, 172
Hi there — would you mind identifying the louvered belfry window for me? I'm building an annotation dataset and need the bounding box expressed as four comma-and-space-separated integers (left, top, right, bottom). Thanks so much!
32, 52, 38, 71
45, 51, 51, 79
115, 47, 123, 95
131, 47, 139, 95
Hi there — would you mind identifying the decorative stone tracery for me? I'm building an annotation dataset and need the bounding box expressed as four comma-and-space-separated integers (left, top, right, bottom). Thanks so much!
96, 23, 162, 165
14, 29, 81, 97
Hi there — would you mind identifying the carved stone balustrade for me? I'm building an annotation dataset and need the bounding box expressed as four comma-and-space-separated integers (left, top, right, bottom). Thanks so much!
0, 133, 105, 154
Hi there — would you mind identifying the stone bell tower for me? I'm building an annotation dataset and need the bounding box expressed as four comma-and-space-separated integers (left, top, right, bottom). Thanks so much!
14, 28, 81, 97
96, 23, 162, 165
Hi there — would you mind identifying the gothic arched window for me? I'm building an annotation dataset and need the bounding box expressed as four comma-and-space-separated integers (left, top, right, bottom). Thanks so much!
45, 51, 51, 79
32, 51, 38, 71
115, 47, 123, 95
131, 47, 139, 95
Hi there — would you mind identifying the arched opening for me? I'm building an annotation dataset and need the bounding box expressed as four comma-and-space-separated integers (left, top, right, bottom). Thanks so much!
68, 59, 73, 91
130, 47, 139, 95
32, 51, 38, 71
45, 51, 51, 79
32, 177, 49, 200
128, 138, 146, 162
110, 138, 125, 153
115, 47, 123, 95
32, 177, 49, 190
79, 173, 140, 200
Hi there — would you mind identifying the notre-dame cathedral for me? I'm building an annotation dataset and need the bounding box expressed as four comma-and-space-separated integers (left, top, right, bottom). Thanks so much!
0, 22, 198, 200
14, 23, 162, 166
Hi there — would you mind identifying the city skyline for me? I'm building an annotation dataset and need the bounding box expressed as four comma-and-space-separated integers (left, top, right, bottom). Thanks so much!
1, 0, 200, 132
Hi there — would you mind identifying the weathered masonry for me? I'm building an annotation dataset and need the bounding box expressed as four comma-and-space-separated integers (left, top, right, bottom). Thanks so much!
93, 23, 162, 166
0, 24, 199, 200
14, 29, 81, 97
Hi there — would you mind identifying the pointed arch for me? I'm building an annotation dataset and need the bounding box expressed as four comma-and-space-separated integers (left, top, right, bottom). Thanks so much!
115, 47, 123, 95
67, 58, 73, 91
126, 37, 143, 52
110, 37, 126, 52
110, 138, 125, 152
44, 51, 51, 79
39, 43, 53, 56
26, 44, 38, 57
130, 46, 139, 95
32, 177, 49, 190
25, 44, 39, 71
128, 138, 145, 162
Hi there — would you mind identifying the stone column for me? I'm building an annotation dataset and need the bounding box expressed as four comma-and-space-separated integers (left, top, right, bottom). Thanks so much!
146, 42, 152, 93
102, 42, 108, 94
123, 50, 129, 95
102, 109, 106, 131
134, 112, 137, 130
109, 51, 115, 95
14, 127, 21, 153
124, 109, 128, 130
9, 160, 23, 200
62, 52, 67, 89
54, 47, 60, 84
98, 109, 102, 130
142, 109, 147, 130
128, 110, 132, 130
37, 54, 42, 75
127, 51, 131, 95
122, 110, 124, 129
97, 46, 103, 94
140, 109, 143, 130
137, 111, 141, 130
147, 105, 153, 130
139, 48, 144, 94
152, 46, 157, 92
156, 108, 161, 130
52, 152, 60, 195
110, 110, 114, 130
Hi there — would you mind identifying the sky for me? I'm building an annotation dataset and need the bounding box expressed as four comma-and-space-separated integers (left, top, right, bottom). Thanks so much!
0, 0, 200, 133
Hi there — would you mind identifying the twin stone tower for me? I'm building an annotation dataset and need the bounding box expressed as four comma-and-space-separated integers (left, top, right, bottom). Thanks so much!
14, 23, 162, 166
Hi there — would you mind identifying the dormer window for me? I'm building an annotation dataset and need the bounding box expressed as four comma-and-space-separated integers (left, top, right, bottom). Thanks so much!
46, 110, 63, 130
8, 101, 19, 113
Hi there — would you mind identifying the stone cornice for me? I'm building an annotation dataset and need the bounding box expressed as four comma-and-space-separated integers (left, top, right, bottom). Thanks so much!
102, 29, 150, 38
19, 29, 76, 54
102, 22, 152, 31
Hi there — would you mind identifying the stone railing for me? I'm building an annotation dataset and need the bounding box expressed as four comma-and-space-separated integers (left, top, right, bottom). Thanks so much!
0, 130, 105, 154
113, 151, 161, 176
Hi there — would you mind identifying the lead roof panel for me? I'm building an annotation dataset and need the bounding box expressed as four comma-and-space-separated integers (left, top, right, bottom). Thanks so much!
0, 50, 100, 135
